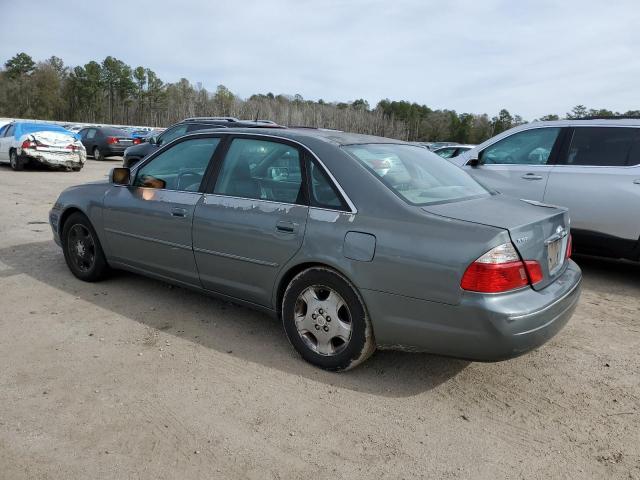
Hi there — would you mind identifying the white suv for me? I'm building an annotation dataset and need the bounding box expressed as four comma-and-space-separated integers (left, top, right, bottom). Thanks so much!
451, 119, 640, 261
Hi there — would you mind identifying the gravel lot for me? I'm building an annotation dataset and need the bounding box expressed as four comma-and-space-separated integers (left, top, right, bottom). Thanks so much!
1, 159, 639, 479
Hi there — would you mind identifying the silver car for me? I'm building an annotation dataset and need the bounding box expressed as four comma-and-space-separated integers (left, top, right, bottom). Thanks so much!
49, 129, 581, 371
452, 119, 640, 261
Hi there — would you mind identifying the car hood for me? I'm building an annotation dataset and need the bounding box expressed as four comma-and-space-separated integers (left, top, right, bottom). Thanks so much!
422, 194, 570, 290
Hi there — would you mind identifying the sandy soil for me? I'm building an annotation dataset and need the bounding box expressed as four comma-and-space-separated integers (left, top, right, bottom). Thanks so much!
0, 159, 638, 479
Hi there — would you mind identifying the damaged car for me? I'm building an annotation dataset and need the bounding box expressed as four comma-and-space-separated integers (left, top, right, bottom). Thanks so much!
0, 122, 86, 171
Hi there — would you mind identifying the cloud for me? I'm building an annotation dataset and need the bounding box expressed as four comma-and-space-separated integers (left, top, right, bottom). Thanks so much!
1, 0, 638, 118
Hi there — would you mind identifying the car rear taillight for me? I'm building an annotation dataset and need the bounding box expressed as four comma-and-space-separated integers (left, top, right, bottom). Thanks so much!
107, 136, 119, 144
65, 144, 79, 151
132, 138, 141, 144
21, 140, 34, 149
566, 234, 572, 259
461, 243, 543, 293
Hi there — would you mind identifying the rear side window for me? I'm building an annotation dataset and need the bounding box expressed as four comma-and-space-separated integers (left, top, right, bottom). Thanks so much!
564, 127, 640, 167
214, 138, 304, 204
481, 128, 561, 165
158, 124, 189, 145
307, 160, 346, 210
6, 125, 15, 137
86, 129, 96, 139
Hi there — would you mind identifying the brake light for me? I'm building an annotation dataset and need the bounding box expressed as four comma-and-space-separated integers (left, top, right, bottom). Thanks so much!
107, 136, 119, 144
133, 138, 141, 144
21, 139, 34, 149
65, 144, 79, 151
566, 234, 572, 259
461, 243, 543, 293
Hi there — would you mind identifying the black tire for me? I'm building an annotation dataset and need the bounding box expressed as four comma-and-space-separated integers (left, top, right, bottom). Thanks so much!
93, 146, 104, 161
71, 166, 83, 172
282, 267, 375, 371
61, 212, 109, 282
9, 150, 24, 171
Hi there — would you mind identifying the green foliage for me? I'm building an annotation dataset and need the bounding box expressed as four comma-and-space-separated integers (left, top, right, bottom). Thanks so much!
1, 52, 638, 143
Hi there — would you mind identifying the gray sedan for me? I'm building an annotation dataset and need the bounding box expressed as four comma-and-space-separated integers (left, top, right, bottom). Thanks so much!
49, 128, 582, 370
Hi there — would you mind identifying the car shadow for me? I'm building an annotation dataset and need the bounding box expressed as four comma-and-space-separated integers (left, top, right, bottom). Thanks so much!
572, 254, 640, 291
0, 241, 469, 398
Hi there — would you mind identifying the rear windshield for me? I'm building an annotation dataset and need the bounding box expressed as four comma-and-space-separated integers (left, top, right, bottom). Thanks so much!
18, 123, 71, 136
343, 143, 489, 205
102, 127, 128, 136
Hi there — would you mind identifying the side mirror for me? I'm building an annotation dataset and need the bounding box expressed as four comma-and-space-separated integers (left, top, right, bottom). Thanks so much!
467, 154, 480, 167
110, 167, 131, 185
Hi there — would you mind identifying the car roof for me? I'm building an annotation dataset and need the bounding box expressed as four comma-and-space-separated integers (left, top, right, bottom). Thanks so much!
195, 127, 410, 146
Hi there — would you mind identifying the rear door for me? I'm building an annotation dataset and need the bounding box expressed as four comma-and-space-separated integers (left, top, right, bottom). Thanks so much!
544, 126, 640, 253
192, 135, 309, 306
463, 127, 564, 201
102, 136, 221, 286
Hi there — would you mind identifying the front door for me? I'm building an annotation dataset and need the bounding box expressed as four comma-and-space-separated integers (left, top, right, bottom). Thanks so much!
193, 136, 309, 306
544, 126, 640, 253
464, 127, 563, 201
102, 136, 221, 286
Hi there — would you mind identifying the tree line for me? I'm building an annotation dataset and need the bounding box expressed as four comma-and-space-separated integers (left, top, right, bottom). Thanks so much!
1, 52, 638, 143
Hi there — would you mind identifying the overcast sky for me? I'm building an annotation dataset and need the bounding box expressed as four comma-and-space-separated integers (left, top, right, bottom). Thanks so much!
1, 0, 638, 119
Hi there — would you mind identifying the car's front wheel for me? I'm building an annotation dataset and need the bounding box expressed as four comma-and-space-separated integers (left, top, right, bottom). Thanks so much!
282, 267, 375, 371
62, 212, 109, 282
9, 150, 24, 171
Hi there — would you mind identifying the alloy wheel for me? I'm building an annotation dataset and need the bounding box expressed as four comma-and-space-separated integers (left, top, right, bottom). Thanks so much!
294, 285, 352, 356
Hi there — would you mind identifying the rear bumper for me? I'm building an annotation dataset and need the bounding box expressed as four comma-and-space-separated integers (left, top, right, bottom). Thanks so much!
362, 260, 582, 361
102, 146, 127, 156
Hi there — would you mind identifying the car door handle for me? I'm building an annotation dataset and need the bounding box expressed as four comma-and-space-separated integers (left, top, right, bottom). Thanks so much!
633, 179, 640, 185
521, 173, 543, 180
276, 220, 297, 233
170, 207, 188, 218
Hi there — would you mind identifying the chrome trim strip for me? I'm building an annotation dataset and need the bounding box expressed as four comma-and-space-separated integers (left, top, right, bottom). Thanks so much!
203, 193, 301, 209
104, 228, 192, 250
193, 246, 278, 267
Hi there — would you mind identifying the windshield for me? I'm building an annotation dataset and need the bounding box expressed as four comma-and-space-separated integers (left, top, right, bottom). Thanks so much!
343, 143, 489, 205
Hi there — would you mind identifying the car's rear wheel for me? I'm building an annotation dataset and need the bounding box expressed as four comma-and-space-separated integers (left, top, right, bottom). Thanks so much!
9, 150, 23, 171
93, 147, 104, 161
62, 212, 109, 282
282, 267, 375, 371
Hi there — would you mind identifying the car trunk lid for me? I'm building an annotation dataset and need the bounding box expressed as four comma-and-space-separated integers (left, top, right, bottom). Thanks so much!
422, 195, 570, 290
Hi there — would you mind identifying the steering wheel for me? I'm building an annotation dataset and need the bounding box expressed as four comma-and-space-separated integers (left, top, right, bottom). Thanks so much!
177, 171, 203, 191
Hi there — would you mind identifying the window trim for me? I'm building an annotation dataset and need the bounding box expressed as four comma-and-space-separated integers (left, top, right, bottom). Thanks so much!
475, 126, 565, 167
206, 135, 309, 207
555, 126, 640, 168
200, 133, 356, 213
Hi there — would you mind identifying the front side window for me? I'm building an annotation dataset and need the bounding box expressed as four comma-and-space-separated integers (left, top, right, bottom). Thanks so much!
564, 127, 640, 167
158, 124, 189, 146
134, 137, 220, 191
214, 138, 304, 204
343, 143, 488, 205
481, 127, 561, 165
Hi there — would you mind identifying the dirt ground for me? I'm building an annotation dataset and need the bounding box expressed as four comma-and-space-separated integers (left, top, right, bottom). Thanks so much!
0, 159, 638, 479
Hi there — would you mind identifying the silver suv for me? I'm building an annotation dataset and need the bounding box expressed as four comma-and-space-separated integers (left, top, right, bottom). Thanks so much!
452, 119, 640, 261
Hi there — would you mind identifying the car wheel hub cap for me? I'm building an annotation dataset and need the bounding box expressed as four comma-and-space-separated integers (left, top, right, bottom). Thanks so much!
68, 224, 95, 272
294, 285, 352, 356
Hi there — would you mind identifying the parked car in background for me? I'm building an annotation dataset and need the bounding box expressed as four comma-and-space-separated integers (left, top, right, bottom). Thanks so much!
0, 121, 85, 171
434, 144, 476, 158
78, 126, 134, 161
50, 128, 580, 370
452, 119, 640, 261
122, 117, 284, 168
